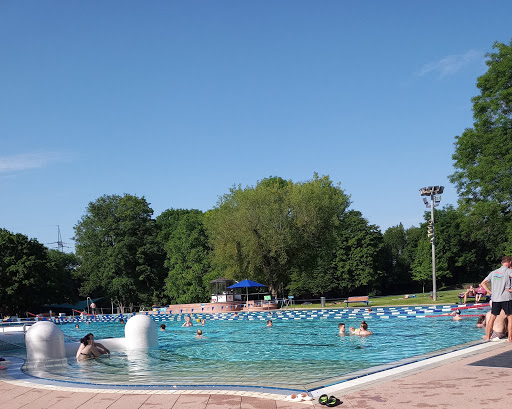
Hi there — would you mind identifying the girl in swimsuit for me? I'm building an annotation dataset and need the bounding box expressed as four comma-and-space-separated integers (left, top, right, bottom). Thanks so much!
76, 333, 109, 361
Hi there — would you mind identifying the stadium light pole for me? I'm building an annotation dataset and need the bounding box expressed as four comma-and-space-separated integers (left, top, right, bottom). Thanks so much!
419, 186, 444, 301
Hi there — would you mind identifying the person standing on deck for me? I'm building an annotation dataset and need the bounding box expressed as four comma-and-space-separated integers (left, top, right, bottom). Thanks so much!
480, 256, 512, 341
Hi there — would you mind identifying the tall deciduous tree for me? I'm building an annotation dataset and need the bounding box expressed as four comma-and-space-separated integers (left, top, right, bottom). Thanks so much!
450, 39, 512, 260
157, 209, 212, 304
73, 194, 165, 310
46, 249, 80, 304
0, 229, 53, 315
332, 210, 384, 295
205, 174, 352, 297
381, 224, 412, 293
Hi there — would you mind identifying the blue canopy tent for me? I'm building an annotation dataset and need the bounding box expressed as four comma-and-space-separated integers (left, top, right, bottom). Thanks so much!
227, 279, 267, 304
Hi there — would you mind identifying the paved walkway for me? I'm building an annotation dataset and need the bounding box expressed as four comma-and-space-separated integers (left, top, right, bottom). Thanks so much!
1, 342, 512, 408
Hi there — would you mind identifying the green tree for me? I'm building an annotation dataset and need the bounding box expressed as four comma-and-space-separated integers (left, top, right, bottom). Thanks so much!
450, 39, 512, 260
206, 174, 351, 297
411, 239, 433, 293
73, 194, 166, 311
431, 206, 489, 285
206, 176, 295, 295
331, 210, 384, 295
157, 209, 212, 304
46, 249, 80, 304
0, 229, 53, 315
381, 224, 411, 292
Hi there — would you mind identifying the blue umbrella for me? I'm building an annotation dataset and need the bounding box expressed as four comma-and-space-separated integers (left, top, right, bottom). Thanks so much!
227, 279, 267, 303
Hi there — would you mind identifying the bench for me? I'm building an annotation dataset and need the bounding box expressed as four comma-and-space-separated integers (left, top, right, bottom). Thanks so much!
345, 296, 369, 307
457, 294, 490, 304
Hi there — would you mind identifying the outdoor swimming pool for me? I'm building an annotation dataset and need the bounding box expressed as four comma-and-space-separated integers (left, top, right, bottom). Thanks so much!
17, 307, 488, 392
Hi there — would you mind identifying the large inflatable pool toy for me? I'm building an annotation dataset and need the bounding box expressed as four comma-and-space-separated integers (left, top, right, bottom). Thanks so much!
25, 315, 158, 365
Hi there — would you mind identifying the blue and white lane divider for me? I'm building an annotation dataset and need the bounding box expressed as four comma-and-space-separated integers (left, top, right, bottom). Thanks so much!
52, 304, 490, 324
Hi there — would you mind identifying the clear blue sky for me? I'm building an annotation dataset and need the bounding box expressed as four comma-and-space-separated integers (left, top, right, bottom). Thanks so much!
1, 1, 511, 251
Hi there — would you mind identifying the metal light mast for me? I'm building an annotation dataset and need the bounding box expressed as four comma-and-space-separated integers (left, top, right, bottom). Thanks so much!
419, 186, 444, 301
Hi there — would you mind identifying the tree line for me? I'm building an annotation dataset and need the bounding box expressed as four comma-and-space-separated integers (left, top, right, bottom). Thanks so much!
1, 39, 510, 316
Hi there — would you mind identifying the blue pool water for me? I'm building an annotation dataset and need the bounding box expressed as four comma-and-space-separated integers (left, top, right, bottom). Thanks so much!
19, 307, 488, 390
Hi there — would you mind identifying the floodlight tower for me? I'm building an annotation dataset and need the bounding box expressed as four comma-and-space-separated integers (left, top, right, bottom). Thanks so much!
419, 186, 444, 301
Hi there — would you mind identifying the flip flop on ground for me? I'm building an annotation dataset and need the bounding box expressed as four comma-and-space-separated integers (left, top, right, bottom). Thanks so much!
326, 396, 343, 407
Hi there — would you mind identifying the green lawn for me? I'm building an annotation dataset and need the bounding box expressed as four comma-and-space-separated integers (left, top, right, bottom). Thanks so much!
290, 289, 466, 309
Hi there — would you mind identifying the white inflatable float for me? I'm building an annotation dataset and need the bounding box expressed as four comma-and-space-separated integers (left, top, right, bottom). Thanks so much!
25, 315, 158, 365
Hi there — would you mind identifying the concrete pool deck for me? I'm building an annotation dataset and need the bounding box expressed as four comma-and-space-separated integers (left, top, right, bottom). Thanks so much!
1, 341, 512, 408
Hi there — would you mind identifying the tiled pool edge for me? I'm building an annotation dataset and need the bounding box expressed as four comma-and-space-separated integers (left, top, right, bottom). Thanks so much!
310, 340, 506, 397
1, 356, 304, 397
2, 340, 506, 400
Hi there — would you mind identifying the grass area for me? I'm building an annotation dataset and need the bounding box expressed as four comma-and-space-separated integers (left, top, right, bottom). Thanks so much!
290, 289, 465, 309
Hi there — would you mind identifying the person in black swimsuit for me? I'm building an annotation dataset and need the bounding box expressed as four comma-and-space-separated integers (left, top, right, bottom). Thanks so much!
76, 333, 109, 361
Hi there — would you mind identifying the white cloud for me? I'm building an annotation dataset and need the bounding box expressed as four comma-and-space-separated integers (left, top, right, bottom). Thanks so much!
0, 152, 68, 173
417, 49, 483, 78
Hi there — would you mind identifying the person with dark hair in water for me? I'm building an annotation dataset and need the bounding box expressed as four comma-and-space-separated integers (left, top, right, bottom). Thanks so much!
76, 333, 110, 360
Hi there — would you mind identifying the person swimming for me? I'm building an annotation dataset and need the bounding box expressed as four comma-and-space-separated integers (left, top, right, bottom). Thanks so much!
266, 320, 273, 327
338, 323, 346, 335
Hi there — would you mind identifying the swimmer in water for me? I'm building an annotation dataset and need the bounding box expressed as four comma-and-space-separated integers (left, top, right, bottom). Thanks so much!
195, 329, 204, 339
182, 315, 193, 327
266, 320, 273, 327
160, 324, 166, 331
350, 321, 373, 336
338, 323, 346, 335
76, 333, 109, 361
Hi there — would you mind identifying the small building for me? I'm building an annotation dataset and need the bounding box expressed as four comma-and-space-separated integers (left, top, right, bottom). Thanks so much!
210, 278, 241, 303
